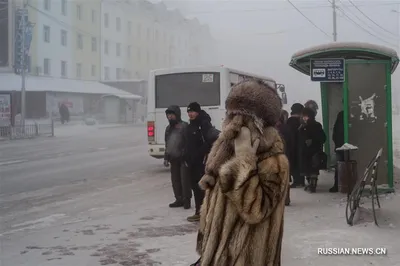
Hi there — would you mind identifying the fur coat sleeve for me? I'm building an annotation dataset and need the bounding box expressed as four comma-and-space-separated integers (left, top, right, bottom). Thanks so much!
218, 148, 288, 225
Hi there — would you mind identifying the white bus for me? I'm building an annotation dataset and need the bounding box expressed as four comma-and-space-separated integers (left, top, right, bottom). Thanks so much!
146, 66, 286, 159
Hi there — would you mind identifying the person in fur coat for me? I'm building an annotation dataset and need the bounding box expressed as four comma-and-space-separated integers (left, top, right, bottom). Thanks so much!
194, 79, 290, 266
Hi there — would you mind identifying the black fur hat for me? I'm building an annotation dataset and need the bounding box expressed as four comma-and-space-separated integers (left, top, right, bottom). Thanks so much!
225, 79, 282, 126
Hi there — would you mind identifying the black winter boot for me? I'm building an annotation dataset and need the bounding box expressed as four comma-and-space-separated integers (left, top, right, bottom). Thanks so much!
169, 199, 184, 208
309, 177, 318, 193
183, 199, 191, 209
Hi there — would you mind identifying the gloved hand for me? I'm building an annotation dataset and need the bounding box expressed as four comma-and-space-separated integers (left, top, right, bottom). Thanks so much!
163, 160, 170, 167
305, 139, 312, 147
234, 127, 260, 157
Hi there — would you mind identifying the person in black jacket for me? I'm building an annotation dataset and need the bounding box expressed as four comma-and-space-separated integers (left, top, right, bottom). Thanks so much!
299, 107, 326, 193
184, 102, 220, 222
276, 110, 294, 206
330, 110, 344, 193
287, 103, 304, 187
164, 105, 191, 209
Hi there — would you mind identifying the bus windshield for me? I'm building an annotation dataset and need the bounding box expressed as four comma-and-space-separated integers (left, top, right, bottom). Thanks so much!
155, 72, 221, 108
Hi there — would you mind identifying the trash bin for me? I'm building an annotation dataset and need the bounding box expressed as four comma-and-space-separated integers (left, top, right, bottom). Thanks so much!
337, 160, 358, 194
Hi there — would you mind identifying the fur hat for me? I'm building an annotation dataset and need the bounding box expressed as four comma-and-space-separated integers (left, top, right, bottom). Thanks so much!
187, 102, 201, 113
225, 79, 282, 127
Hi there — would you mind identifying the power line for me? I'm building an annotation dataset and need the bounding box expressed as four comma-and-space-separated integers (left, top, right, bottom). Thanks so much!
347, 0, 397, 37
286, 0, 330, 38
335, 0, 398, 41
336, 5, 397, 48
188, 2, 400, 15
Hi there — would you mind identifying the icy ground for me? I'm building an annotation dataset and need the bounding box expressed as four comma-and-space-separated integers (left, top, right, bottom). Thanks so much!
1, 118, 400, 265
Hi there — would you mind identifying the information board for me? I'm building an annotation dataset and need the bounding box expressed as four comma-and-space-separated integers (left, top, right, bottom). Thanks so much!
310, 58, 345, 82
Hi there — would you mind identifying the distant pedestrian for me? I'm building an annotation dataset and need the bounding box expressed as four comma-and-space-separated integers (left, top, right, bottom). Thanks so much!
184, 102, 219, 222
59, 103, 70, 124
164, 105, 191, 209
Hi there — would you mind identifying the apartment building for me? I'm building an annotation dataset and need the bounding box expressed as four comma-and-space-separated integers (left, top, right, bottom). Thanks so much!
100, 0, 217, 81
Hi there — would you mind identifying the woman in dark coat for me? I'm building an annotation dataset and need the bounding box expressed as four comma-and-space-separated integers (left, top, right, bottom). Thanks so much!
276, 110, 294, 205
298, 107, 326, 193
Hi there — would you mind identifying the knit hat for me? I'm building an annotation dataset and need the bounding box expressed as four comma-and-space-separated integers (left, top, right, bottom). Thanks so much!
290, 103, 304, 115
187, 102, 201, 113
302, 107, 316, 119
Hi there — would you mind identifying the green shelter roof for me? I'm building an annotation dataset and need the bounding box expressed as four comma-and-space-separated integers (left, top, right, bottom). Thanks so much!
289, 42, 399, 76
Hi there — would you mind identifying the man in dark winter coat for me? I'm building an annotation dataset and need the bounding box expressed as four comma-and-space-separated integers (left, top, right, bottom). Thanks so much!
276, 110, 294, 206
184, 102, 220, 222
164, 105, 191, 209
286, 103, 304, 187
330, 110, 344, 193
299, 107, 326, 193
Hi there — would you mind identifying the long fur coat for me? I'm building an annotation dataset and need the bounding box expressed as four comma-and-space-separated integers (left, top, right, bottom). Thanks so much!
196, 114, 290, 266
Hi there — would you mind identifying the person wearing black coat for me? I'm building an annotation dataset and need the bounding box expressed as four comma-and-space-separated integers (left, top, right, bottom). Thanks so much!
330, 110, 345, 193
184, 102, 220, 222
286, 103, 305, 187
299, 107, 326, 193
276, 110, 294, 206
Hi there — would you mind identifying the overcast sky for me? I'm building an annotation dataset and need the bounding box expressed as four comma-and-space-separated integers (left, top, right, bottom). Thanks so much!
155, 0, 400, 108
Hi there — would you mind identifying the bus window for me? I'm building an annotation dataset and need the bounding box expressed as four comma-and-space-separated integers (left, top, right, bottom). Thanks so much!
155, 72, 221, 108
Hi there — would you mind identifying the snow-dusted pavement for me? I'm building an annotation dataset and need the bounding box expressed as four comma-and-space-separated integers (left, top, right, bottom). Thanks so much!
1, 124, 400, 266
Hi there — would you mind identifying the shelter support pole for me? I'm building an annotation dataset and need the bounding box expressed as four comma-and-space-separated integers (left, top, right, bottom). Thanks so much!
332, 0, 337, 41
386, 62, 394, 188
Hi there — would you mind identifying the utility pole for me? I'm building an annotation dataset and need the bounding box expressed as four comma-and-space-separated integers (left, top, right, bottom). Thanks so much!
332, 0, 337, 41
20, 4, 26, 129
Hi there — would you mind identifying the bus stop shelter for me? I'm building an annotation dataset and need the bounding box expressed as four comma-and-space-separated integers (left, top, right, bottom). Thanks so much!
289, 42, 399, 190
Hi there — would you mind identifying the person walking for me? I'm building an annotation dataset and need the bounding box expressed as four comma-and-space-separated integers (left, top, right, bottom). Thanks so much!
184, 102, 219, 222
164, 105, 191, 209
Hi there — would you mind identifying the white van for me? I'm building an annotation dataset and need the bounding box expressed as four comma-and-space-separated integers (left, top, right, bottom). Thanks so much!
146, 66, 285, 159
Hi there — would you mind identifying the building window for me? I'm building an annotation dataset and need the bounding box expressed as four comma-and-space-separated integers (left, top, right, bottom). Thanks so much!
91, 9, 96, 23
91, 37, 97, 52
61, 29, 67, 46
116, 43, 121, 56
61, 61, 67, 77
43, 58, 50, 75
91, 65, 96, 77
116, 17, 121, 31
104, 13, 109, 28
61, 0, 67, 15
104, 67, 109, 80
127, 21, 132, 34
76, 4, 82, 20
77, 33, 83, 49
127, 45, 131, 58
43, 25, 50, 43
116, 68, 122, 80
76, 63, 82, 78
137, 23, 141, 38
44, 0, 50, 11
137, 47, 141, 62
104, 40, 108, 54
